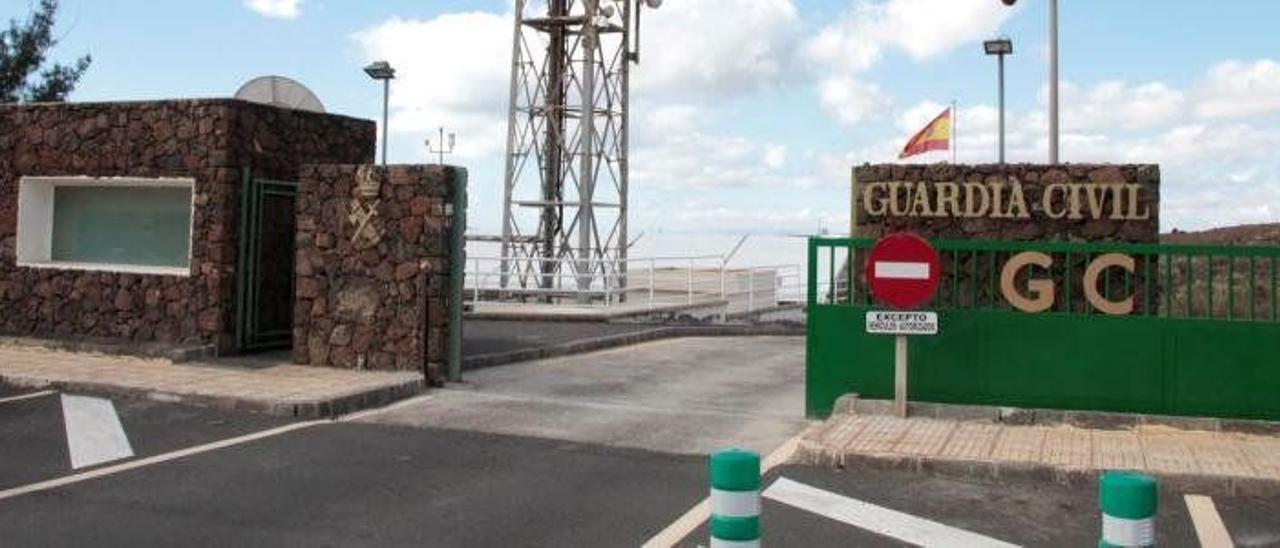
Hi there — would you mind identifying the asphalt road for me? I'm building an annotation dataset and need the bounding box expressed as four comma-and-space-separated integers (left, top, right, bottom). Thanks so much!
676, 464, 1280, 547
5, 328, 1280, 548
0, 386, 290, 490
0, 414, 705, 546
365, 336, 808, 456
1, 336, 807, 547
462, 320, 658, 359
4, 385, 1280, 546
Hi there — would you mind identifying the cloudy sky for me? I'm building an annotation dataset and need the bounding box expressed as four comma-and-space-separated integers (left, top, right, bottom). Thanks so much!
35, 0, 1280, 234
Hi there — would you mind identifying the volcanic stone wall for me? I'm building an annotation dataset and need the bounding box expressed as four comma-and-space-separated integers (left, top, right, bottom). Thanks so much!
853, 163, 1160, 242
0, 99, 374, 352
292, 165, 459, 380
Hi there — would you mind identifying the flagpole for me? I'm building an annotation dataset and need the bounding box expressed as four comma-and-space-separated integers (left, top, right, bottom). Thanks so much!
951, 99, 958, 164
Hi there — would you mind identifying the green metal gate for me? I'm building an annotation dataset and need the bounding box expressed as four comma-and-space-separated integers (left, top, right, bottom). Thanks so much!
807, 237, 1280, 420
235, 169, 299, 352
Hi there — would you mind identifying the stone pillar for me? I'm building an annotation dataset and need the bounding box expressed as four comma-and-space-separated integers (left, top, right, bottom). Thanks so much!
292, 164, 457, 382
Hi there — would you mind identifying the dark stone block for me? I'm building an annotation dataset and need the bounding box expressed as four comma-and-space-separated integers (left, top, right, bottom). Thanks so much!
291, 164, 455, 380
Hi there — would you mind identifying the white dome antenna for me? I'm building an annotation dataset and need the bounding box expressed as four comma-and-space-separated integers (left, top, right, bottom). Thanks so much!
234, 75, 326, 113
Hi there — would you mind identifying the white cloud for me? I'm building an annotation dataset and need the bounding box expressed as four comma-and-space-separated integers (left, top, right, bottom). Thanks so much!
632, 131, 791, 190
636, 0, 800, 98
818, 77, 891, 125
637, 103, 709, 137
352, 13, 513, 158
806, 0, 1013, 71
960, 104, 1000, 134
244, 0, 302, 19
763, 144, 788, 170
1014, 61, 1280, 138
354, 7, 1278, 236
806, 0, 1014, 126
874, 0, 1013, 60
1038, 81, 1186, 132
1194, 59, 1280, 119
633, 105, 804, 193
1120, 123, 1280, 167
351, 2, 803, 157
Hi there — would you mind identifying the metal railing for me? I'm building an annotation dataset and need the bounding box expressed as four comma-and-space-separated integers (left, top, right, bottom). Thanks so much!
810, 237, 1280, 322
463, 255, 802, 313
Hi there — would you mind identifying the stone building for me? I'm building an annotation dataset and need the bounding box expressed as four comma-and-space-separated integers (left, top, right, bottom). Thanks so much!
0, 99, 374, 356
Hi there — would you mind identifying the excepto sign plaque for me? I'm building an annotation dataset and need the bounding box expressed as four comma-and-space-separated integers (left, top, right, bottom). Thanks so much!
866, 311, 938, 335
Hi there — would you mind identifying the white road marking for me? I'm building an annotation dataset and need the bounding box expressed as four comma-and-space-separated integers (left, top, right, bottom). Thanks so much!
1186, 494, 1235, 548
762, 477, 1021, 548
0, 419, 325, 503
0, 390, 57, 405
61, 394, 135, 469
875, 261, 931, 280
641, 433, 802, 548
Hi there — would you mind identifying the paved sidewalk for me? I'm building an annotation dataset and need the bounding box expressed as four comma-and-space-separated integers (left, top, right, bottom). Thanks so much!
798, 410, 1280, 496
0, 344, 423, 418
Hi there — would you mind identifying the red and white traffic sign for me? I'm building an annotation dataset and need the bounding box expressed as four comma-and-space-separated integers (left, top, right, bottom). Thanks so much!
865, 232, 941, 310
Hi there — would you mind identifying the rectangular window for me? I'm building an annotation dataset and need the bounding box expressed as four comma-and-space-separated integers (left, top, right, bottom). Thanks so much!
17, 177, 195, 276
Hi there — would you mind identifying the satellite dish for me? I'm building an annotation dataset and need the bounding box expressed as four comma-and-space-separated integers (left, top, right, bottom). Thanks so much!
234, 75, 325, 113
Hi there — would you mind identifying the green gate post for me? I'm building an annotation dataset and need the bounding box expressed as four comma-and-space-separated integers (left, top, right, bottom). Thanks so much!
1099, 471, 1158, 547
710, 448, 761, 548
447, 167, 468, 382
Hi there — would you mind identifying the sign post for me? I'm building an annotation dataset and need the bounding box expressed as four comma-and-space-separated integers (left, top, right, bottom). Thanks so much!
865, 233, 942, 418
894, 334, 908, 418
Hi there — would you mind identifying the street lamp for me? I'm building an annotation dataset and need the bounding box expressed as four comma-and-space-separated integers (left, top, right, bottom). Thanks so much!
983, 38, 1013, 164
1000, 0, 1057, 164
363, 60, 396, 166
425, 127, 456, 165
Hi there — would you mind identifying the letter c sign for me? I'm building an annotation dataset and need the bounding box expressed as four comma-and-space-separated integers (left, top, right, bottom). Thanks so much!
1000, 252, 1136, 315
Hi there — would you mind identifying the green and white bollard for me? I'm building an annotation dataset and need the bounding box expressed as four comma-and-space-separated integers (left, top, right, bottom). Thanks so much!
1099, 471, 1158, 547
710, 448, 761, 548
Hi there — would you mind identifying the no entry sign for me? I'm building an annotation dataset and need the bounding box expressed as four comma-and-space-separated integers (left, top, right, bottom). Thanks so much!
865, 233, 941, 310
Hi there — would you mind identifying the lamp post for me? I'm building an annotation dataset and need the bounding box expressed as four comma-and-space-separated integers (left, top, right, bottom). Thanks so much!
1049, 0, 1058, 164
363, 60, 396, 166
1000, 0, 1057, 164
425, 127, 456, 165
983, 38, 1013, 164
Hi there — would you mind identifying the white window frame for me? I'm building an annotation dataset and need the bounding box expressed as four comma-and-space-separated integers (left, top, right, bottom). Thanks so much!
16, 176, 196, 276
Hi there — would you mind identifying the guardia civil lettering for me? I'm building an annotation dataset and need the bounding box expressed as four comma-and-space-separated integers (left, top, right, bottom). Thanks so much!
861, 177, 1152, 221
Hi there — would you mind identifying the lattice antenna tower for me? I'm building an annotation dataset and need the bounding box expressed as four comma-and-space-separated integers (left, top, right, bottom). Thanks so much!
499, 0, 661, 298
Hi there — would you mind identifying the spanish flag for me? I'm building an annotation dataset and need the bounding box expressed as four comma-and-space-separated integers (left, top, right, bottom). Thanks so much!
898, 107, 951, 159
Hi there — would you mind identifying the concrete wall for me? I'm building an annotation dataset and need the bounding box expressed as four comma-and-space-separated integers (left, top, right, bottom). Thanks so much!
853, 163, 1160, 242
292, 165, 459, 380
0, 99, 374, 352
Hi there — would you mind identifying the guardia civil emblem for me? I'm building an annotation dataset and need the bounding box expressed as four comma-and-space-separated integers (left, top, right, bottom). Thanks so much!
348, 166, 385, 248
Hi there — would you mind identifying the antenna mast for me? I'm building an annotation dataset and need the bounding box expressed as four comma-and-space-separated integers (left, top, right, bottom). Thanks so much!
500, 0, 647, 301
